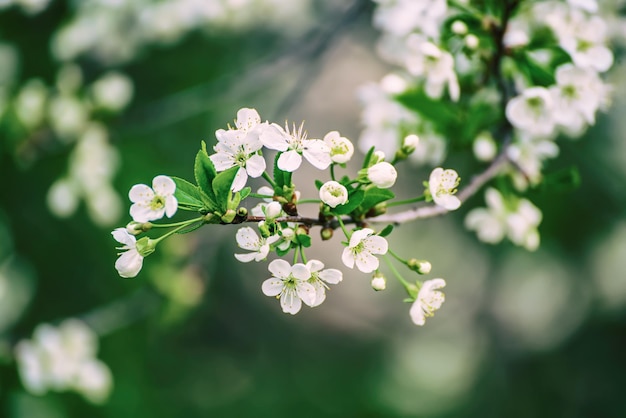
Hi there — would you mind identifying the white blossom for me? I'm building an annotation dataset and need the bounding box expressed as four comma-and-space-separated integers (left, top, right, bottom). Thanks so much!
128, 175, 178, 223
428, 167, 461, 210
342, 228, 388, 273
234, 226, 279, 262
410, 278, 446, 326
323, 131, 354, 164
560, 13, 613, 73
111, 228, 144, 278
506, 87, 557, 138
319, 181, 348, 208
506, 136, 559, 189
305, 259, 343, 307
367, 162, 398, 189
210, 128, 266, 192
473, 131, 497, 162
371, 273, 387, 291
567, 0, 597, 12
405, 35, 460, 101
261, 259, 316, 315
260, 122, 331, 172
506, 199, 542, 251
90, 71, 134, 112
15, 319, 112, 404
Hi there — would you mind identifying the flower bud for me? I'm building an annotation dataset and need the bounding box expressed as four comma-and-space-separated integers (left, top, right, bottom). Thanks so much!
451, 20, 468, 35
126, 221, 150, 235
367, 162, 397, 189
464, 34, 479, 49
221, 209, 236, 224
265, 201, 282, 220
319, 181, 348, 208
472, 131, 497, 162
237, 207, 248, 217
372, 151, 386, 164
371, 272, 387, 291
408, 259, 432, 275
135, 237, 156, 257
320, 227, 334, 241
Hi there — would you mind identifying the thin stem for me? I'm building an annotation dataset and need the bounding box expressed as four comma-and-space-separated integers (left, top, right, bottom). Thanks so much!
330, 164, 336, 181
293, 247, 299, 264
386, 195, 426, 208
387, 248, 407, 265
149, 217, 203, 228
249, 193, 273, 199
383, 255, 411, 292
153, 218, 202, 244
299, 246, 308, 264
262, 171, 277, 189
336, 216, 351, 239
297, 199, 321, 204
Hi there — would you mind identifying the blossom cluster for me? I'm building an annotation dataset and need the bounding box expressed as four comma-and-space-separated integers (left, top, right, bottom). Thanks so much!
361, 0, 615, 250
15, 319, 113, 404
112, 108, 461, 326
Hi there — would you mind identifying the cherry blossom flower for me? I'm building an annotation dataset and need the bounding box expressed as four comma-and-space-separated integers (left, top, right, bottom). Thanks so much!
410, 278, 446, 326
506, 87, 557, 138
261, 259, 316, 314
128, 175, 177, 223
260, 121, 331, 172
234, 226, 279, 263
112, 228, 144, 278
210, 128, 266, 192
305, 259, 343, 307
323, 131, 354, 163
319, 181, 348, 208
342, 228, 389, 273
428, 167, 461, 210
367, 162, 397, 189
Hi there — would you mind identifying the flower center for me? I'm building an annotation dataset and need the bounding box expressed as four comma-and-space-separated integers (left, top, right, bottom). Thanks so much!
150, 195, 165, 210
331, 143, 349, 156
436, 170, 460, 197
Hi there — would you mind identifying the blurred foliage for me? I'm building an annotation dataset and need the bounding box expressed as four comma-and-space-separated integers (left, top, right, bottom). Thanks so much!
1, 1, 626, 417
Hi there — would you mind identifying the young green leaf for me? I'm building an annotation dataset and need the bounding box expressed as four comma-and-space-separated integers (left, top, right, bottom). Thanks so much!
194, 141, 217, 201
332, 189, 365, 215
171, 176, 204, 210
378, 224, 394, 237
212, 166, 239, 211
361, 188, 395, 210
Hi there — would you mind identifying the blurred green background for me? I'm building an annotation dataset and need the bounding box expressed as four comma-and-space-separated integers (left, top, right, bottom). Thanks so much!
1, 0, 626, 417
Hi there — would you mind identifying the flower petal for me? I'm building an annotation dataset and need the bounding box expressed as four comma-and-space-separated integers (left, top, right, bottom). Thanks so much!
268, 259, 291, 279
280, 289, 302, 314
277, 150, 302, 172
261, 278, 283, 296
245, 154, 266, 178
231, 167, 248, 192
302, 140, 331, 170
341, 247, 355, 269
291, 263, 311, 281
364, 235, 388, 255
210, 151, 236, 172
152, 175, 176, 195
115, 250, 143, 278
319, 268, 343, 284
164, 196, 178, 218
297, 282, 317, 307
235, 227, 260, 251
128, 184, 153, 204
111, 228, 135, 247
349, 228, 373, 248
355, 251, 379, 273
305, 259, 324, 273
130, 203, 162, 223
260, 123, 289, 151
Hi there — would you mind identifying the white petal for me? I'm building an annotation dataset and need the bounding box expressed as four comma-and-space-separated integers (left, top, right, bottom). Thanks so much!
310, 281, 326, 307
235, 227, 260, 251
261, 278, 283, 296
349, 228, 373, 248
302, 140, 331, 170
234, 252, 258, 263
130, 203, 162, 223
164, 195, 178, 218
260, 123, 289, 151
280, 289, 302, 314
245, 154, 266, 178
115, 250, 143, 278
306, 259, 324, 273
364, 235, 388, 255
112, 228, 135, 247
291, 263, 311, 281
409, 300, 427, 326
355, 251, 379, 273
128, 184, 153, 204
319, 268, 343, 284
268, 259, 291, 279
254, 243, 270, 261
341, 248, 355, 269
210, 152, 236, 172
297, 282, 317, 307
277, 150, 302, 172
152, 175, 176, 195
231, 167, 248, 192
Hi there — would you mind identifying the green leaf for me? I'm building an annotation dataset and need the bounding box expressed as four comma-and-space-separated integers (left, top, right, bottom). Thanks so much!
212, 166, 239, 211
396, 89, 460, 128
194, 141, 217, 201
378, 224, 394, 237
171, 177, 204, 209
361, 188, 395, 210
314, 180, 324, 190
332, 189, 365, 215
176, 221, 204, 235
273, 153, 286, 193
296, 235, 312, 248
362, 146, 376, 169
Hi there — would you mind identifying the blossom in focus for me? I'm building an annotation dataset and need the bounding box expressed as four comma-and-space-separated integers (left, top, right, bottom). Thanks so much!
261, 259, 316, 315
234, 226, 279, 263
15, 319, 113, 404
342, 228, 389, 273
410, 278, 446, 326
128, 175, 178, 223
319, 181, 348, 208
305, 259, 343, 307
428, 167, 461, 210
506, 87, 557, 138
260, 122, 331, 172
111, 228, 147, 278
367, 162, 397, 189
323, 131, 354, 163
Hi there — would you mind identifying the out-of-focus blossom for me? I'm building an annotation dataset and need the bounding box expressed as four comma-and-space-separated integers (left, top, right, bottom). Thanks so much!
506, 87, 557, 138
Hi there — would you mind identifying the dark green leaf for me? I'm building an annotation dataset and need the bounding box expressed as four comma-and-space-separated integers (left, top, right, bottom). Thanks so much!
296, 234, 312, 248
362, 146, 376, 169
194, 141, 217, 201
378, 224, 394, 237
315, 180, 324, 190
332, 189, 365, 215
212, 166, 239, 211
171, 176, 204, 209
239, 187, 251, 200
176, 221, 204, 235
273, 153, 286, 193
361, 188, 395, 210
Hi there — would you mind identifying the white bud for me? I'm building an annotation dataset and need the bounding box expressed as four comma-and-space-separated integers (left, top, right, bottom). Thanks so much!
372, 151, 386, 164
451, 20, 468, 35
464, 34, 479, 49
319, 181, 348, 208
473, 132, 497, 162
403, 134, 419, 149
265, 201, 282, 219
371, 274, 387, 291
380, 73, 407, 94
367, 162, 397, 189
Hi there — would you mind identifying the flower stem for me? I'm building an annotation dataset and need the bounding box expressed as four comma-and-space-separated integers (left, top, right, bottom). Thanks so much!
336, 216, 351, 239
249, 193, 273, 199
299, 246, 308, 264
153, 217, 203, 244
330, 164, 336, 181
149, 217, 204, 228
297, 199, 321, 204
387, 248, 407, 265
262, 172, 277, 189
383, 255, 412, 292
386, 195, 427, 208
